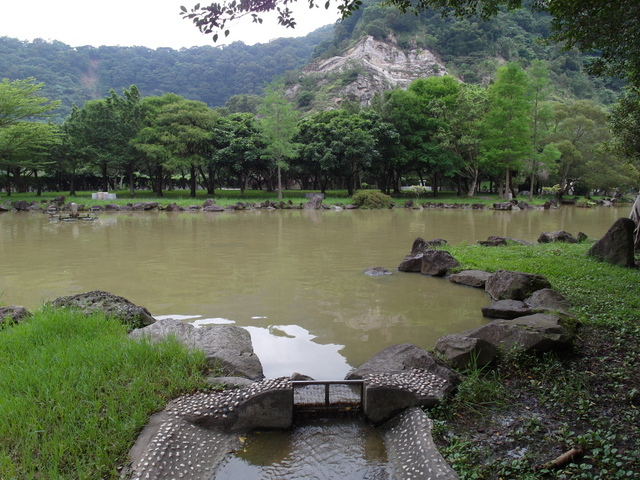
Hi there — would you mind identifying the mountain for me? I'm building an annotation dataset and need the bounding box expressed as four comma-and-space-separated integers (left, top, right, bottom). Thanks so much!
285, 0, 623, 109
0, 27, 332, 119
0, 2, 623, 120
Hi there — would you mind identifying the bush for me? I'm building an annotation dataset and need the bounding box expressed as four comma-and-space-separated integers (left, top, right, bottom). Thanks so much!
352, 190, 394, 209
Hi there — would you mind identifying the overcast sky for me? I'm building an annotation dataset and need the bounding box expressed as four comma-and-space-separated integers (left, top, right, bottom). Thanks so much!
0, 0, 341, 49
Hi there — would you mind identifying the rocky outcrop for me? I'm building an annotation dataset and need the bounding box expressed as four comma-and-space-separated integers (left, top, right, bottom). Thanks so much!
587, 217, 636, 267
49, 290, 155, 329
129, 318, 264, 380
291, 35, 447, 106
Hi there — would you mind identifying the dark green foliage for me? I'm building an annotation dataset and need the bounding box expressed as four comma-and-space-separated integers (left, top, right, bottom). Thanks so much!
351, 189, 393, 208
0, 30, 331, 119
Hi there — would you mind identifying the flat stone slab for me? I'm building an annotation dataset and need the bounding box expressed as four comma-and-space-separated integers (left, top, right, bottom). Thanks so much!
381, 407, 460, 480
481, 299, 532, 319
448, 270, 492, 288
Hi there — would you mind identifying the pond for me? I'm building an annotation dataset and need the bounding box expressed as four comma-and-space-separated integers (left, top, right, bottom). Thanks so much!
0, 205, 625, 379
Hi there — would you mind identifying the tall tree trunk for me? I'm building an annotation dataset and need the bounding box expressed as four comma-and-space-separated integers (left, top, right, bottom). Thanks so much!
503, 167, 512, 200
101, 163, 108, 192
277, 163, 283, 201
189, 164, 197, 198
34, 169, 42, 196
128, 165, 135, 196
69, 171, 77, 196
155, 164, 164, 197
466, 171, 479, 197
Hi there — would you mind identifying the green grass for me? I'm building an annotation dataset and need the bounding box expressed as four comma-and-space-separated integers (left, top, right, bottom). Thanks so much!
0, 189, 351, 208
0, 308, 212, 479
432, 242, 640, 479
445, 242, 640, 325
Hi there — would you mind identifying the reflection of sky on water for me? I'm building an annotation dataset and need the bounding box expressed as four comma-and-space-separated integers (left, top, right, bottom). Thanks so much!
159, 315, 351, 380
245, 325, 350, 380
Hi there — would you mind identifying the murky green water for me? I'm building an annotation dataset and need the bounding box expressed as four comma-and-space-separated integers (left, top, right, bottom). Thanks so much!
0, 206, 624, 378
214, 418, 391, 480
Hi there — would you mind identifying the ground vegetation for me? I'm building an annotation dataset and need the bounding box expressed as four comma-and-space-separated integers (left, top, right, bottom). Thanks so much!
432, 242, 640, 479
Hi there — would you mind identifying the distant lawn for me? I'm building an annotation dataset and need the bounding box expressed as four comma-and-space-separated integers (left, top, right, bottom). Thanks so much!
0, 309, 212, 479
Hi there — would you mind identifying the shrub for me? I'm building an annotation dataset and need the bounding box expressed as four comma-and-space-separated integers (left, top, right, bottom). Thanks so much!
352, 190, 394, 209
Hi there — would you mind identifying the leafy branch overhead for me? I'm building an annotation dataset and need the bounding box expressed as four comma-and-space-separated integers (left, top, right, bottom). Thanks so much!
180, 0, 640, 88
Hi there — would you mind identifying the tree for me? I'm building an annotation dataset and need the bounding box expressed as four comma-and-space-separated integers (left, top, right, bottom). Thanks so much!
435, 83, 488, 196
0, 77, 60, 127
295, 110, 381, 195
480, 62, 532, 199
133, 93, 219, 198
545, 99, 610, 196
524, 60, 560, 199
182, 0, 640, 88
386, 76, 460, 196
609, 87, 640, 166
215, 113, 267, 196
105, 86, 144, 196
0, 78, 61, 195
257, 81, 300, 201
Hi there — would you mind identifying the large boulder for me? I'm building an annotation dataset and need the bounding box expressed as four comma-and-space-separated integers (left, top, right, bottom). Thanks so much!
538, 231, 578, 244
49, 290, 155, 329
0, 306, 32, 326
485, 269, 552, 301
420, 250, 460, 277
525, 288, 573, 316
129, 318, 264, 380
587, 218, 636, 268
434, 334, 497, 370
303, 194, 324, 210
448, 270, 492, 288
398, 252, 423, 272
465, 313, 574, 354
13, 200, 31, 211
493, 202, 513, 211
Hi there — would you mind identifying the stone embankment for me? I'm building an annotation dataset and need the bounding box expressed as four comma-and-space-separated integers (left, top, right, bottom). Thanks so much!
0, 193, 628, 214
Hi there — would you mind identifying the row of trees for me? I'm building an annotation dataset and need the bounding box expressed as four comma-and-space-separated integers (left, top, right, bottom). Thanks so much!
1, 62, 638, 200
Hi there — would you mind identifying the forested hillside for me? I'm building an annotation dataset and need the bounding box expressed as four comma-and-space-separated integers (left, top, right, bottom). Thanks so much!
0, 28, 332, 119
306, 0, 622, 105
0, 1, 623, 122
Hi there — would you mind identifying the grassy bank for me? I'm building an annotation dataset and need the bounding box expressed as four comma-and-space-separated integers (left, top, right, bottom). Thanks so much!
0, 309, 213, 479
1, 188, 614, 209
433, 243, 640, 479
